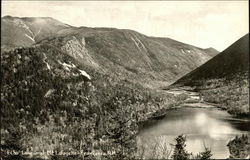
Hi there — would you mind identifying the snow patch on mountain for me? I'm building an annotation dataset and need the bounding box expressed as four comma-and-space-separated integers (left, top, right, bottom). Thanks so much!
13, 19, 34, 37
131, 37, 141, 51
81, 37, 86, 46
58, 60, 76, 71
57, 60, 91, 80
135, 36, 146, 51
42, 53, 51, 70
44, 89, 55, 98
25, 34, 35, 42
181, 49, 192, 54
12, 18, 41, 42
131, 35, 147, 51
78, 69, 91, 80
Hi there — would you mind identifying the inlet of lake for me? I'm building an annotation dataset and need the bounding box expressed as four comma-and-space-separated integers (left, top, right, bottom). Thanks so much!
137, 106, 249, 159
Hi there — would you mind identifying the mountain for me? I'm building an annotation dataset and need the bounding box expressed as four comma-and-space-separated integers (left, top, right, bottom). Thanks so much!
0, 16, 221, 159
1, 38, 188, 160
171, 34, 249, 116
1, 16, 76, 50
1, 16, 218, 88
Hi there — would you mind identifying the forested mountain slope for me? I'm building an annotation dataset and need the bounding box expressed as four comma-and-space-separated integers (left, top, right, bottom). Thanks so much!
171, 34, 249, 116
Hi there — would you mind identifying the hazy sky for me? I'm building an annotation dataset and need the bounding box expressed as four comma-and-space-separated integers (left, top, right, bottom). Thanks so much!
2, 1, 249, 51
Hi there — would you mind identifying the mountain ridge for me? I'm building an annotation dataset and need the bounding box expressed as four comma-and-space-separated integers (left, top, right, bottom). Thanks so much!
172, 33, 249, 85
1, 15, 219, 51
1, 16, 219, 88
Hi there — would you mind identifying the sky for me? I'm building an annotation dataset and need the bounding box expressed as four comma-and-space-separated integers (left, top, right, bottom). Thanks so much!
2, 1, 249, 51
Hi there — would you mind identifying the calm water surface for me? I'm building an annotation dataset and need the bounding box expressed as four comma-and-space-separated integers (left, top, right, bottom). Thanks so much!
137, 107, 249, 159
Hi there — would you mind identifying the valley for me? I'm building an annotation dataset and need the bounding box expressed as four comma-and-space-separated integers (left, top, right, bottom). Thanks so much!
137, 88, 249, 159
1, 16, 249, 160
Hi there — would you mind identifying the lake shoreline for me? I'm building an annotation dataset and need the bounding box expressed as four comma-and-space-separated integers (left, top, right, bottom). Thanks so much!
138, 100, 219, 123
137, 98, 249, 129
136, 106, 250, 159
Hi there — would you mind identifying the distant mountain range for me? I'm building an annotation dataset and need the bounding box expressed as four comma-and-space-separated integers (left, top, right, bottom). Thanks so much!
171, 34, 249, 115
1, 16, 218, 88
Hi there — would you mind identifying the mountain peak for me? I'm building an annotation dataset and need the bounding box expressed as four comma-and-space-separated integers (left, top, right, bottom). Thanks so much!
172, 33, 249, 86
2, 15, 13, 19
205, 47, 218, 52
2, 15, 70, 27
203, 47, 219, 56
1, 16, 73, 49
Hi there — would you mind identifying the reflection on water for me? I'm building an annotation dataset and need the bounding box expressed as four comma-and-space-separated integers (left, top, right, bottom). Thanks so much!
137, 107, 249, 159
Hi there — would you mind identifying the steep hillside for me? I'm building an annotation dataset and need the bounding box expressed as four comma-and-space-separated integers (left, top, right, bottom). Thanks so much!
1, 16, 218, 87
39, 30, 218, 86
171, 34, 249, 116
1, 44, 188, 159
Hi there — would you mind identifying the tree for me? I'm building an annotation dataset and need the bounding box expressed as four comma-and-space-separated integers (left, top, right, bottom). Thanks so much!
227, 134, 250, 159
172, 135, 190, 160
196, 146, 213, 160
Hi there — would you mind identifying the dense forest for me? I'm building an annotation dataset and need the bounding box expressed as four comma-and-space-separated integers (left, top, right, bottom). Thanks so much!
1, 45, 188, 159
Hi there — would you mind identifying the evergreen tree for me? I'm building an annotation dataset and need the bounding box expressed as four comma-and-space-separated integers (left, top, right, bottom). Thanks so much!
172, 135, 190, 160
196, 147, 213, 160
227, 134, 250, 159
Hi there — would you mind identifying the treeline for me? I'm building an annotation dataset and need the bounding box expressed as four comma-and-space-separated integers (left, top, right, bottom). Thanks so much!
3, 134, 249, 159
197, 72, 249, 116
171, 135, 250, 160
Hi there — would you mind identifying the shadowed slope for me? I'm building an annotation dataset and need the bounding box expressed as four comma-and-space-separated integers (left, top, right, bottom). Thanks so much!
174, 34, 249, 84
170, 34, 249, 116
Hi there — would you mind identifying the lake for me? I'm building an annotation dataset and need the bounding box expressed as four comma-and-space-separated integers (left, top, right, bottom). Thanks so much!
137, 107, 249, 159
